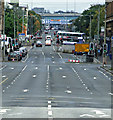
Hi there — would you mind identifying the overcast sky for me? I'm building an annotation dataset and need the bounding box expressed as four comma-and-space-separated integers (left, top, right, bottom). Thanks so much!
5, 0, 105, 13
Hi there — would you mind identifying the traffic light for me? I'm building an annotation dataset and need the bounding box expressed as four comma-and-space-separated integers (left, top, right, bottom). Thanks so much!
89, 42, 94, 55
103, 43, 107, 54
89, 42, 94, 51
12, 39, 15, 46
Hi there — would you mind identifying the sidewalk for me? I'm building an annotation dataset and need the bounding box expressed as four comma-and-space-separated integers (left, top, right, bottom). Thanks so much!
95, 55, 113, 75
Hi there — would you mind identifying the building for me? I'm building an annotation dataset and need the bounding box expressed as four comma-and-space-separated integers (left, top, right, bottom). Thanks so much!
0, 0, 4, 35
106, 0, 113, 37
32, 7, 44, 14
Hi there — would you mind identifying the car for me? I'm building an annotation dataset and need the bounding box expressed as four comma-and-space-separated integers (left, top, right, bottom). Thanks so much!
36, 36, 42, 39
45, 30, 48, 34
8, 52, 21, 61
45, 35, 53, 42
36, 41, 42, 47
45, 40, 51, 46
15, 47, 27, 57
14, 51, 22, 60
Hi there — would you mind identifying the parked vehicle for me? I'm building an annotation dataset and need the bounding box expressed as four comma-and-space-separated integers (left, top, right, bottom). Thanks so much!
14, 51, 22, 60
8, 52, 21, 61
19, 47, 27, 57
36, 41, 42, 47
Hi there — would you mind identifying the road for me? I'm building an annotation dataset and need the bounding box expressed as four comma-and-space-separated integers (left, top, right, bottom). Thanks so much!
0, 31, 112, 119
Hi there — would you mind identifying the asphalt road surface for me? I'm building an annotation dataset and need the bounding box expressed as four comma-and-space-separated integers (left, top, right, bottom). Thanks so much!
0, 31, 112, 119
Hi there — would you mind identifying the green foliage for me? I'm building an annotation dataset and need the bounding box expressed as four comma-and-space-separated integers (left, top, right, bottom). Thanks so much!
28, 10, 42, 35
70, 4, 105, 38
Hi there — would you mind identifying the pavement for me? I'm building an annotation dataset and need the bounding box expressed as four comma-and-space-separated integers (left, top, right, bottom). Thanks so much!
94, 55, 113, 75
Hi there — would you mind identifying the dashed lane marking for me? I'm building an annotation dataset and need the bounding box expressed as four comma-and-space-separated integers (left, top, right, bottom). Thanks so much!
48, 111, 52, 116
22, 65, 27, 72
0, 65, 7, 71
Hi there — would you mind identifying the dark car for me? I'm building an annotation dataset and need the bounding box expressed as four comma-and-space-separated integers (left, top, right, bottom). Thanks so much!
36, 41, 42, 47
45, 30, 48, 34
8, 52, 21, 61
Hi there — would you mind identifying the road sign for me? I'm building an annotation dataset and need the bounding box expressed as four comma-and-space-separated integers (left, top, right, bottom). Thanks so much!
19, 33, 25, 36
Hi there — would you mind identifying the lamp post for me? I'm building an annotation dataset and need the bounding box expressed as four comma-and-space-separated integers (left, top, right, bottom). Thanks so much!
103, 2, 107, 67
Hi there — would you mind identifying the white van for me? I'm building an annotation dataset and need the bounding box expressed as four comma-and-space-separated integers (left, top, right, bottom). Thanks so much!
45, 40, 51, 46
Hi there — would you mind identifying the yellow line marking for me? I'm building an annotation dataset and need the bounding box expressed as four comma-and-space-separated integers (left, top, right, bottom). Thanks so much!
0, 78, 8, 85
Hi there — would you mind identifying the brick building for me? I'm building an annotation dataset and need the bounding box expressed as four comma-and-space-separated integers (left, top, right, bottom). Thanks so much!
106, 0, 113, 37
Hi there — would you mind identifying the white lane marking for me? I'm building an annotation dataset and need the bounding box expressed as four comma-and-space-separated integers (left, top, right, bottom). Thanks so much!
65, 90, 72, 94
84, 68, 87, 71
52, 56, 54, 59
48, 111, 52, 116
22, 65, 27, 72
53, 46, 55, 51
99, 71, 109, 78
35, 67, 38, 70
0, 65, 7, 71
58, 53, 63, 59
59, 67, 62, 70
94, 77, 97, 80
10, 67, 14, 70
33, 75, 37, 78
92, 110, 105, 115
71, 67, 91, 93
42, 51, 44, 56
62, 76, 66, 78
48, 105, 52, 109
23, 89, 29, 93
22, 54, 29, 63
0, 109, 10, 114
99, 115, 110, 118
2, 75, 6, 78
11, 82, 14, 85
108, 93, 113, 95
53, 61, 55, 64
80, 114, 95, 118
48, 101, 51, 104
42, 51, 45, 62
3, 90, 5, 92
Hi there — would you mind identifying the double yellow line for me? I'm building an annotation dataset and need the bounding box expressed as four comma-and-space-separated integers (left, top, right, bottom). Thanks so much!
0, 78, 8, 85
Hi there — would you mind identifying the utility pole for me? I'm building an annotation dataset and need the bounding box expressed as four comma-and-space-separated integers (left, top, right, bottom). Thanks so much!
90, 12, 92, 41
103, 2, 107, 67
97, 5, 100, 44
14, 6, 16, 39
97, 5, 100, 58
22, 7, 24, 33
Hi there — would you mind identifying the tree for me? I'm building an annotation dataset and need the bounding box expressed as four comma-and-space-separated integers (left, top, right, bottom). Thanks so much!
70, 4, 105, 39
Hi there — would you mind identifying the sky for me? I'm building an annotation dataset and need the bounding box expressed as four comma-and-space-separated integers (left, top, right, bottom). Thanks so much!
5, 0, 105, 13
